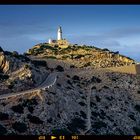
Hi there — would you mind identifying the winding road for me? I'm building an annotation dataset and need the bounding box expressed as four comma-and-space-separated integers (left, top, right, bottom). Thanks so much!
85, 86, 92, 133
80, 85, 92, 135
0, 72, 57, 100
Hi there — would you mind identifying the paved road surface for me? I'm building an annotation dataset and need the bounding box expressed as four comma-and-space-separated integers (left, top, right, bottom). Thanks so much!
0, 72, 57, 100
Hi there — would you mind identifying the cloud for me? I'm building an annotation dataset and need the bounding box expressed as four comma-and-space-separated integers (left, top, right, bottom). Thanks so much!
0, 22, 55, 38
105, 27, 140, 39
68, 28, 140, 62
118, 44, 140, 62
26, 33, 48, 41
70, 27, 140, 43
0, 36, 38, 53
101, 40, 121, 47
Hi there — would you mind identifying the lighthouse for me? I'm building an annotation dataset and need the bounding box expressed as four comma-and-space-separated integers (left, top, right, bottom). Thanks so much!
57, 26, 62, 40
48, 26, 69, 48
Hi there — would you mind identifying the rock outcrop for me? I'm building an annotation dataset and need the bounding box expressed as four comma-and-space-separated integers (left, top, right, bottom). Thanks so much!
0, 50, 30, 73
0, 47, 49, 94
0, 52, 9, 73
27, 44, 135, 68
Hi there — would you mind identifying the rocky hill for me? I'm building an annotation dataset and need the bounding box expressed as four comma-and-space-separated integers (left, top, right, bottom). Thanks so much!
0, 45, 139, 135
27, 43, 135, 68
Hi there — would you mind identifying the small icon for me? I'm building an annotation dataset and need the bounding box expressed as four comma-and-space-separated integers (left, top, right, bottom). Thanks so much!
133, 136, 140, 140
59, 136, 65, 140
71, 136, 78, 140
51, 136, 57, 140
38, 136, 45, 140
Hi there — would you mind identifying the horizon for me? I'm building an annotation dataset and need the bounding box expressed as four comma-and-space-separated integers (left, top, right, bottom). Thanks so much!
0, 5, 140, 62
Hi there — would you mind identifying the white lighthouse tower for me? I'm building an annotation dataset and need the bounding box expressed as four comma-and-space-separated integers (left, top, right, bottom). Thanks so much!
57, 26, 62, 40
48, 26, 69, 48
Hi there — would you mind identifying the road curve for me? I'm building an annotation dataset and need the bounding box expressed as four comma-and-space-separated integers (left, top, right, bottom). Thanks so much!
0, 72, 57, 100
80, 86, 92, 135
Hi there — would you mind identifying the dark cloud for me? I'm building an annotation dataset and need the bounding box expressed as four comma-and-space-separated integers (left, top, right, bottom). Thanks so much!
69, 29, 140, 62
106, 27, 140, 38
101, 40, 121, 47
69, 27, 140, 42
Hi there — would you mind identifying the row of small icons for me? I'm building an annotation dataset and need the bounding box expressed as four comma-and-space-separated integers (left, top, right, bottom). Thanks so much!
39, 135, 79, 140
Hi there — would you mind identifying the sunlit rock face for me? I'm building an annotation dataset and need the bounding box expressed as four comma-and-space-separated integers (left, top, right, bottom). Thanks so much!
27, 44, 135, 69
0, 51, 24, 73
0, 47, 49, 94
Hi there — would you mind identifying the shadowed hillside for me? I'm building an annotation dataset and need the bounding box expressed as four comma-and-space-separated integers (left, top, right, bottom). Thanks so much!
0, 44, 139, 135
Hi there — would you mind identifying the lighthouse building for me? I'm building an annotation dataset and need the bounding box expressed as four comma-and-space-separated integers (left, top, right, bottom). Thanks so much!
48, 26, 69, 49
57, 26, 62, 40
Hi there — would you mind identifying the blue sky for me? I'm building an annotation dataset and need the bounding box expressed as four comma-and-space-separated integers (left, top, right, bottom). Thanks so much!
0, 5, 140, 62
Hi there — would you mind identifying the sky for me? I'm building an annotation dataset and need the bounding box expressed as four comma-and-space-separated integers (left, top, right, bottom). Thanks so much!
0, 5, 140, 62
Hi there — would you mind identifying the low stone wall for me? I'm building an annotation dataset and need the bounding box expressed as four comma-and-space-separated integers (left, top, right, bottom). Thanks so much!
136, 64, 140, 74
107, 64, 138, 74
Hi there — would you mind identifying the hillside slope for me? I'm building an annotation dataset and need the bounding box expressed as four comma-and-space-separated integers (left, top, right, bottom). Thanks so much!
0, 67, 139, 135
0, 45, 139, 135
27, 43, 135, 68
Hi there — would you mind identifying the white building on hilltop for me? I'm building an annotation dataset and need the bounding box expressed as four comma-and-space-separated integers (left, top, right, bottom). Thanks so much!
48, 26, 69, 49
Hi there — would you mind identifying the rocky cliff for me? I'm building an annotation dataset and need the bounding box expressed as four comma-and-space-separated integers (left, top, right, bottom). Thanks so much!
0, 47, 30, 74
0, 47, 49, 94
